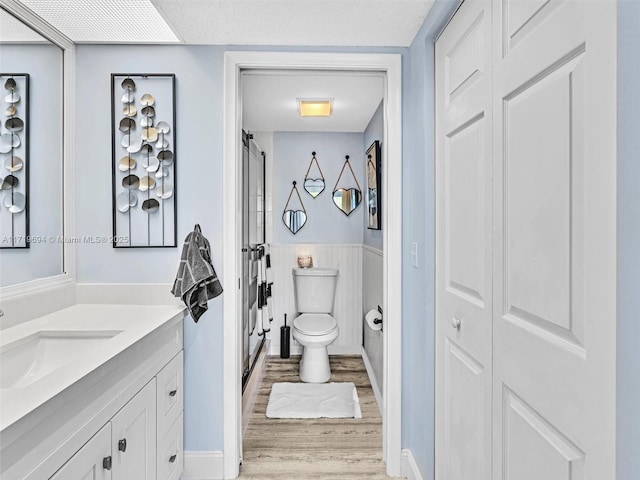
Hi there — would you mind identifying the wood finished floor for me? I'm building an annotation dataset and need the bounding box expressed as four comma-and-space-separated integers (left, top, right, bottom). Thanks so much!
240, 355, 405, 480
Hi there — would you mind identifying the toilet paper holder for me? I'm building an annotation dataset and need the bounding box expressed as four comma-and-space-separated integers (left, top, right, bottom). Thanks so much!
374, 305, 383, 328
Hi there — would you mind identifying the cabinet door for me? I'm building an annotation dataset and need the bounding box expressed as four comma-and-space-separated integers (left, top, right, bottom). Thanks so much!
50, 424, 112, 480
111, 379, 157, 480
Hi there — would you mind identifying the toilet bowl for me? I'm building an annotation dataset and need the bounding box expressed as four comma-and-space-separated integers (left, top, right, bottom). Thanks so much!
292, 313, 339, 383
292, 267, 339, 383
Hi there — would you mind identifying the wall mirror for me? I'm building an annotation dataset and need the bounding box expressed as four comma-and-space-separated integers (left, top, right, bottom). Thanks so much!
0, 7, 65, 287
332, 155, 362, 216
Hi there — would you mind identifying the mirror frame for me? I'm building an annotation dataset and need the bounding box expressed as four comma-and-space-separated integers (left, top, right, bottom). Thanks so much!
0, 0, 76, 304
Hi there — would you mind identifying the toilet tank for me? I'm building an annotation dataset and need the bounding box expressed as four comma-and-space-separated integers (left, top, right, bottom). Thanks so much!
292, 267, 339, 313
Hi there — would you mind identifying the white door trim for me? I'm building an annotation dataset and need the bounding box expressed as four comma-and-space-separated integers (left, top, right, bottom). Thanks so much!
222, 51, 403, 478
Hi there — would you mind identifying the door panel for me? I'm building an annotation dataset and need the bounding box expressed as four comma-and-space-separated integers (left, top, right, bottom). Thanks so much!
493, 0, 616, 478
502, 387, 585, 480
446, 115, 486, 306
503, 51, 585, 346
435, 1, 493, 479
443, 339, 487, 480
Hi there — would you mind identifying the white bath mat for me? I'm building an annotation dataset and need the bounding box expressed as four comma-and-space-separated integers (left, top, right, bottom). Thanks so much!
266, 382, 362, 419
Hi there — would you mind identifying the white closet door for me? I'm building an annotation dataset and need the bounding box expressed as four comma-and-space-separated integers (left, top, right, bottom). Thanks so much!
435, 1, 493, 479
491, 0, 616, 478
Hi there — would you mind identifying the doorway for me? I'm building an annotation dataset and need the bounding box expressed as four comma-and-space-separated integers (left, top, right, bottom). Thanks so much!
222, 52, 403, 479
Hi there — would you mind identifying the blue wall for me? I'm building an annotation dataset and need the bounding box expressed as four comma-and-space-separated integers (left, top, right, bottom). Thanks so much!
400, 1, 461, 478
272, 131, 365, 244
75, 45, 226, 451
74, 44, 402, 453
363, 100, 384, 250
617, 1, 640, 478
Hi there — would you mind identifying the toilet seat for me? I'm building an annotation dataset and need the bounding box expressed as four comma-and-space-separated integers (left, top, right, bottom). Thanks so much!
293, 314, 337, 336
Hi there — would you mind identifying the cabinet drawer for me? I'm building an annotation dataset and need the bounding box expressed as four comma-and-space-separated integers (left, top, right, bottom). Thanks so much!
157, 413, 183, 480
157, 351, 183, 436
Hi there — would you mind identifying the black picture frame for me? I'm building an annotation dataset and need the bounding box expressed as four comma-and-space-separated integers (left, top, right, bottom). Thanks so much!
111, 73, 177, 248
366, 140, 381, 230
0, 73, 29, 249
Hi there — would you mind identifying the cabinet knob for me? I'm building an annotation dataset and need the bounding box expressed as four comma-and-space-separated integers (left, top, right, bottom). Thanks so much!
169, 454, 177, 463
103, 456, 112, 470
118, 438, 127, 452
169, 389, 178, 397
451, 317, 461, 330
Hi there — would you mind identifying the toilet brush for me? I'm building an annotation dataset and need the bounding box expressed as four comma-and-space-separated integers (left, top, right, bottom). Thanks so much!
280, 314, 291, 359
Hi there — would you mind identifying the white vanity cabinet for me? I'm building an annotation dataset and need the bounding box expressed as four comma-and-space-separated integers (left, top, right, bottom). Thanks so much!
0, 306, 185, 480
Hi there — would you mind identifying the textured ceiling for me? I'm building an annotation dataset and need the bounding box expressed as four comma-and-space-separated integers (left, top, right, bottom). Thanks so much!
0, 8, 49, 43
242, 71, 384, 133
8, 0, 434, 45
153, 0, 435, 46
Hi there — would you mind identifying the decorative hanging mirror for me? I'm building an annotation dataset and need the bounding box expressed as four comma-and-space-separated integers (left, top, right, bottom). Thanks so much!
282, 181, 307, 234
332, 155, 362, 216
303, 151, 325, 198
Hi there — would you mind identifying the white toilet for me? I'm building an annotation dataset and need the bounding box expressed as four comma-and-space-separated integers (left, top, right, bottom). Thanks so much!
292, 267, 339, 383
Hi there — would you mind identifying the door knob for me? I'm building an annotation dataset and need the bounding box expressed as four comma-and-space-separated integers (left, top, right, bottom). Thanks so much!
103, 456, 112, 470
169, 454, 177, 463
451, 317, 461, 330
169, 389, 178, 397
118, 438, 127, 452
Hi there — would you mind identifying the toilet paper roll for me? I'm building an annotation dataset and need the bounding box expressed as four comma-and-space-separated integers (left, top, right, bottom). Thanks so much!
365, 309, 383, 331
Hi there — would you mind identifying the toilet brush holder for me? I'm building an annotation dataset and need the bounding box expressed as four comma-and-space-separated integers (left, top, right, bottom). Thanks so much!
280, 314, 290, 359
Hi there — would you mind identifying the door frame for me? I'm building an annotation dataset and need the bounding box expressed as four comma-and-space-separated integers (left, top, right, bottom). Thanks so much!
222, 51, 403, 478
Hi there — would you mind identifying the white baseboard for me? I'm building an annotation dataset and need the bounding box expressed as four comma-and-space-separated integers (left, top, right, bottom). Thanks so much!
182, 451, 224, 480
401, 449, 424, 480
361, 346, 382, 414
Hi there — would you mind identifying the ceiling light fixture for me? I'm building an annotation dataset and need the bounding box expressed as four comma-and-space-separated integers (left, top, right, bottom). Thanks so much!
297, 99, 333, 117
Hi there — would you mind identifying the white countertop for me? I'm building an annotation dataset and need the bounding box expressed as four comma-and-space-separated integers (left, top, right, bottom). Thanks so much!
0, 304, 186, 432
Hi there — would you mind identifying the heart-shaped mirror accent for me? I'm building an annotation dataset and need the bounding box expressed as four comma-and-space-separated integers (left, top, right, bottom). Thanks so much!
333, 188, 362, 216
303, 152, 326, 198
282, 210, 307, 235
282, 181, 307, 235
332, 155, 362, 216
304, 178, 324, 197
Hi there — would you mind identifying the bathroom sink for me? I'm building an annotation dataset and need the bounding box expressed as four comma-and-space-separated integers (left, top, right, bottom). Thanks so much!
0, 330, 123, 389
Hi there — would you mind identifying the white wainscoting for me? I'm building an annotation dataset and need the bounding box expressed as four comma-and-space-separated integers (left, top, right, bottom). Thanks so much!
269, 244, 363, 355
363, 245, 384, 391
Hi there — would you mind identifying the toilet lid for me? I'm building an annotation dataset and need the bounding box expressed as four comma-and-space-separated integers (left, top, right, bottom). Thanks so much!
293, 314, 337, 336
